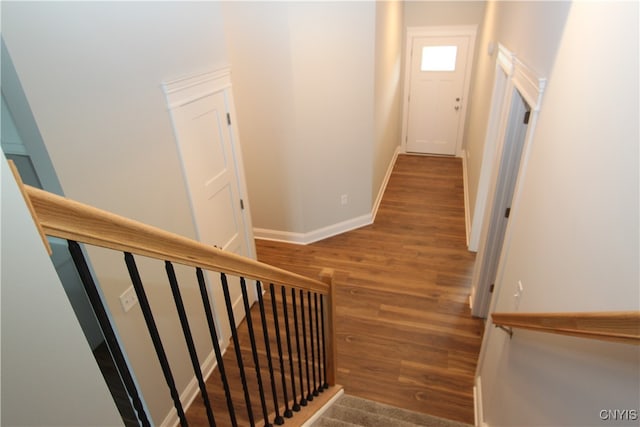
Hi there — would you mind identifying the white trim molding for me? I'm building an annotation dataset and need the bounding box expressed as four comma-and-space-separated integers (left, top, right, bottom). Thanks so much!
474, 376, 489, 427
160, 345, 225, 427
495, 43, 546, 111
372, 145, 401, 223
468, 44, 546, 252
255, 147, 401, 245
163, 67, 232, 109
512, 57, 547, 112
496, 43, 515, 76
461, 149, 471, 248
254, 213, 373, 246
162, 66, 257, 263
401, 25, 478, 157
469, 43, 547, 318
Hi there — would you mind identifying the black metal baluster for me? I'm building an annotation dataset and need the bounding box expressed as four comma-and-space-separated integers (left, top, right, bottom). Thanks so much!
320, 294, 329, 389
291, 289, 307, 407
196, 268, 237, 426
256, 282, 284, 425
240, 278, 272, 427
281, 287, 301, 412
307, 291, 318, 396
300, 290, 313, 402
221, 273, 255, 427
314, 292, 322, 395
270, 284, 293, 418
123, 253, 187, 427
165, 262, 215, 426
67, 241, 151, 427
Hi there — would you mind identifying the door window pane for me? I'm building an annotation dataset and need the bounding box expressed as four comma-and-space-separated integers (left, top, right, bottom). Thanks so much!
421, 46, 457, 71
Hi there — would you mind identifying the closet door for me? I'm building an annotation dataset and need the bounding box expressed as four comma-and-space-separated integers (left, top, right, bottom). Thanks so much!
164, 69, 256, 344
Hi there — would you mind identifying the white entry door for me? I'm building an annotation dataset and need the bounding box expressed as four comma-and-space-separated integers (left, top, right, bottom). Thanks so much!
404, 29, 475, 155
165, 70, 256, 345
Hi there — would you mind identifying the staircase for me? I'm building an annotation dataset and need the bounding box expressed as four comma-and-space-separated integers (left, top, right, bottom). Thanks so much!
311, 395, 472, 427
17, 174, 338, 427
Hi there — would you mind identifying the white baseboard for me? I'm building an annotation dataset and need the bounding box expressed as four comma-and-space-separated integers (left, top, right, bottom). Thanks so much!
253, 228, 308, 245
160, 295, 251, 427
474, 376, 489, 427
160, 346, 224, 427
305, 214, 373, 244
255, 148, 400, 245
300, 388, 345, 427
461, 149, 471, 249
254, 213, 373, 245
372, 145, 401, 223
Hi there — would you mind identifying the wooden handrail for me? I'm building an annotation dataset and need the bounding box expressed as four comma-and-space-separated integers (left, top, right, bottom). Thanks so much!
492, 311, 640, 345
24, 185, 329, 294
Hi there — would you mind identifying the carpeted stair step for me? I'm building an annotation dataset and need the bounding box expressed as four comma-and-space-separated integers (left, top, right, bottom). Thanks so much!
312, 416, 360, 427
311, 395, 472, 427
318, 404, 421, 427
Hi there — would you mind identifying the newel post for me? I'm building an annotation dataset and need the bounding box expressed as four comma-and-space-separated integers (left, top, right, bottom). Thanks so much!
319, 268, 337, 386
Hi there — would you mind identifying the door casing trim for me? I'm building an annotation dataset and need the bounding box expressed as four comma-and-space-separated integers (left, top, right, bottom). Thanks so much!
401, 25, 478, 157
469, 44, 547, 318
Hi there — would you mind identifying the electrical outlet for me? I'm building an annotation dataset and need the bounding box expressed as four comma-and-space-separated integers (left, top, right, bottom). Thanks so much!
341, 194, 348, 205
120, 286, 138, 313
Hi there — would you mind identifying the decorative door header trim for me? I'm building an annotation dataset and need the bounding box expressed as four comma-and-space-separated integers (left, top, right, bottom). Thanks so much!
163, 67, 232, 109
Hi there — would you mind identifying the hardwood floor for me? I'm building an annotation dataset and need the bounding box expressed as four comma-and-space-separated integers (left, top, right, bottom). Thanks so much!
255, 155, 483, 424
185, 154, 483, 426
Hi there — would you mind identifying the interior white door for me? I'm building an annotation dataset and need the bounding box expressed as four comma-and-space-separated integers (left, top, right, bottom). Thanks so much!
471, 91, 530, 318
406, 35, 470, 155
170, 89, 253, 343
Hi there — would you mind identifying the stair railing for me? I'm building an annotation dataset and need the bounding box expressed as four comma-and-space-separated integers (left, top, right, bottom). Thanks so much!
16, 168, 339, 427
492, 311, 640, 345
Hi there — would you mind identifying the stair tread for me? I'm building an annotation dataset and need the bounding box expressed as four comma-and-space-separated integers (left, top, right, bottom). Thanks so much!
313, 417, 361, 427
322, 404, 422, 427
314, 395, 472, 427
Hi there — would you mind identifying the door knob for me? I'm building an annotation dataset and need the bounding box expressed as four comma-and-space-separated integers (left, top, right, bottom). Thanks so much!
456, 97, 460, 102
454, 105, 460, 111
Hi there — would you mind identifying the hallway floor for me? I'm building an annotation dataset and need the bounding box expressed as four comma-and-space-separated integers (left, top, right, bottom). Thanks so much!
256, 154, 484, 424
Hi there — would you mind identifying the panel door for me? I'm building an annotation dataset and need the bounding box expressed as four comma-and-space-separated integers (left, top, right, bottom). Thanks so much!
170, 90, 252, 344
406, 36, 470, 155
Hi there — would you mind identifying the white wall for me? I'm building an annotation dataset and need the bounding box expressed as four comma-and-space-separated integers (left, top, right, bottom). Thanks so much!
222, 1, 376, 236
373, 0, 404, 206
463, 0, 570, 224
404, 0, 486, 27
2, 2, 229, 423
1, 154, 124, 426
221, 2, 303, 233
476, 2, 640, 425
2, 93, 105, 350
290, 2, 375, 233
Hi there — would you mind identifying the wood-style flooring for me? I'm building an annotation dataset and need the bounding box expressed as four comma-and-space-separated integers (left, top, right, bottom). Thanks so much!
255, 155, 483, 424
185, 154, 483, 426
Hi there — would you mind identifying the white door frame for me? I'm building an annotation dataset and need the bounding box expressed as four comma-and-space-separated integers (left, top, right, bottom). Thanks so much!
469, 44, 546, 318
163, 67, 257, 260
163, 68, 257, 344
473, 46, 547, 425
401, 25, 477, 157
